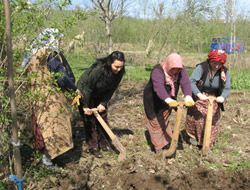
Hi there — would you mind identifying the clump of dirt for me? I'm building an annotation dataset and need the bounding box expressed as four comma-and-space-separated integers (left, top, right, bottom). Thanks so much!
4, 81, 250, 190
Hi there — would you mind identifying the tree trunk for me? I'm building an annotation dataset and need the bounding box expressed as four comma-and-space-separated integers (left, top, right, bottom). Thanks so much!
105, 18, 113, 54
4, 0, 23, 185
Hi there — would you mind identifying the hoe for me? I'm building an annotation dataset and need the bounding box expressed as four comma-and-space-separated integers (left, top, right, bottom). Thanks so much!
202, 96, 217, 156
91, 108, 126, 161
163, 102, 184, 159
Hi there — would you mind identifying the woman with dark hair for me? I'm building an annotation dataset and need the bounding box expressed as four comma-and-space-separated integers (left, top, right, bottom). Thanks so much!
185, 50, 231, 151
76, 51, 125, 158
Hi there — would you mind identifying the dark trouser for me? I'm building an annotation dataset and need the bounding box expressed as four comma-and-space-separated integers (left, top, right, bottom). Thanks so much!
78, 98, 111, 150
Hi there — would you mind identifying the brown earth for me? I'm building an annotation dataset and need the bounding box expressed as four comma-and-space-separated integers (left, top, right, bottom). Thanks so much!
2, 80, 250, 190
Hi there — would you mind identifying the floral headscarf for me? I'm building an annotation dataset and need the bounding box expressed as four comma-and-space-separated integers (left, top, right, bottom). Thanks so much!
207, 50, 227, 64
21, 28, 64, 69
207, 50, 227, 82
161, 53, 183, 96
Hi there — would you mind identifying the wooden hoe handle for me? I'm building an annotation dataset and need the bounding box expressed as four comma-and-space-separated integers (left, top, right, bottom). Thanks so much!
202, 96, 217, 156
163, 102, 184, 159
91, 108, 126, 161
91, 108, 116, 140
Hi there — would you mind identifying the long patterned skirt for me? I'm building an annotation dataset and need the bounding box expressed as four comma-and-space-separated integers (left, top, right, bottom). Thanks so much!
185, 97, 221, 148
145, 109, 173, 151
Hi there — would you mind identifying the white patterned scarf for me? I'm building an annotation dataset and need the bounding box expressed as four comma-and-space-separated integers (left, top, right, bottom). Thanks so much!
21, 28, 63, 69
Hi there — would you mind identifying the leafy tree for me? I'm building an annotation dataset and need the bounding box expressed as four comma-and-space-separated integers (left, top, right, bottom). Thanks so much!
0, 1, 86, 186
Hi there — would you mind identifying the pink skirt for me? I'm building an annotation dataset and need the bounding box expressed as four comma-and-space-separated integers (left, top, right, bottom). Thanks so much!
145, 109, 173, 151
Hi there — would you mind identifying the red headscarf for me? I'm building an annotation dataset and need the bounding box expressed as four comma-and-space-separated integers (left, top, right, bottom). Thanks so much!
207, 50, 227, 64
207, 50, 227, 82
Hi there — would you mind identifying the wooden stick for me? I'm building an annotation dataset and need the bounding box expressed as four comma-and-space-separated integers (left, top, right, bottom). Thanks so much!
163, 102, 184, 159
202, 96, 217, 156
91, 109, 126, 161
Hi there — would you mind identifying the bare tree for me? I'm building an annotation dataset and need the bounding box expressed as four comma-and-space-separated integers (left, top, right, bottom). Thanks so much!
231, 0, 236, 66
225, 0, 232, 23
86, 0, 135, 53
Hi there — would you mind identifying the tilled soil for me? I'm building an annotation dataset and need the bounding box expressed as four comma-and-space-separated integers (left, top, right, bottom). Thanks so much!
3, 81, 250, 190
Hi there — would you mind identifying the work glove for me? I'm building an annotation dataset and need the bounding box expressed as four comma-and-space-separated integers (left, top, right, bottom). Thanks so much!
165, 98, 178, 108
71, 94, 81, 108
197, 93, 208, 101
184, 95, 195, 107
216, 96, 225, 103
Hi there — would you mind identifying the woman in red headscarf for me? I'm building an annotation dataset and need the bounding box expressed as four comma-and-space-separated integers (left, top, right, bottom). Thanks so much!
143, 53, 194, 154
185, 50, 231, 151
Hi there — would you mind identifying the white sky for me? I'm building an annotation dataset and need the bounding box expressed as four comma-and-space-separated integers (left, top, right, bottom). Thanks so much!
68, 0, 250, 18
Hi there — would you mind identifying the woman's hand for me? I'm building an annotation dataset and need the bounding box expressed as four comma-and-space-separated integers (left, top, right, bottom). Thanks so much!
97, 104, 106, 112
185, 95, 195, 107
83, 108, 92, 115
216, 96, 225, 103
77, 89, 83, 98
165, 98, 178, 108
197, 93, 208, 101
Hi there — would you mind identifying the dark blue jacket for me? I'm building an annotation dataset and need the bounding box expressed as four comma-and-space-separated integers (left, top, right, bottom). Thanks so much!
47, 52, 77, 91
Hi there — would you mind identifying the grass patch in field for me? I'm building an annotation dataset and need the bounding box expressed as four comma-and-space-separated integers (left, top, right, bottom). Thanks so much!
218, 133, 230, 140
67, 51, 250, 92
208, 162, 223, 170
213, 141, 228, 152
26, 165, 65, 181
66, 52, 95, 81
135, 129, 143, 135
0, 181, 12, 190
230, 150, 240, 157
124, 64, 152, 82
230, 68, 250, 91
226, 160, 250, 172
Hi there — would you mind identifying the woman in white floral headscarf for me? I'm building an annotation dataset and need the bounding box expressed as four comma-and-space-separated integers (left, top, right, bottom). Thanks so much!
22, 28, 63, 68
23, 28, 77, 167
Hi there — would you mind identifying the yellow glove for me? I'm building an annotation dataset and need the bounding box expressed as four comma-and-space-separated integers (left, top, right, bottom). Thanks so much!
165, 98, 178, 108
169, 100, 178, 108
71, 94, 81, 107
185, 96, 195, 107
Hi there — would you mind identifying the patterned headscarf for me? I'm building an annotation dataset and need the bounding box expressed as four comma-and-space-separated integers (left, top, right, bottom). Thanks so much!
21, 28, 64, 69
161, 53, 183, 96
207, 50, 227, 64
207, 50, 227, 82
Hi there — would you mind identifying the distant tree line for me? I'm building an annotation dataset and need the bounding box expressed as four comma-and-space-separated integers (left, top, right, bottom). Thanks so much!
58, 0, 250, 53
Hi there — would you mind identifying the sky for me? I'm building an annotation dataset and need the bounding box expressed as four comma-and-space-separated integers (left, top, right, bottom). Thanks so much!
68, 0, 250, 19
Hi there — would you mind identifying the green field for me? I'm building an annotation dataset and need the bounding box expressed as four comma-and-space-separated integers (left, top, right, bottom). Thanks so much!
66, 52, 250, 92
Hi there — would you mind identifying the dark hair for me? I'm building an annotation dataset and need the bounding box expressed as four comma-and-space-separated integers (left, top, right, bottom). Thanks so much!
93, 51, 126, 76
97, 51, 125, 65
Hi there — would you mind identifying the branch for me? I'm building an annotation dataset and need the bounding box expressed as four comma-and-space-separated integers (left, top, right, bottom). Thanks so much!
0, 30, 6, 61
0, 56, 7, 68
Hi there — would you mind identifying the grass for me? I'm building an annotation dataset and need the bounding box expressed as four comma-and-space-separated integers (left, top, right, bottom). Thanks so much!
226, 160, 250, 172
65, 52, 95, 81
67, 52, 250, 92
230, 68, 250, 91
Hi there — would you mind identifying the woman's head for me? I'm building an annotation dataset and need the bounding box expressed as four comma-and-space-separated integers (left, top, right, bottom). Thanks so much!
165, 53, 183, 76
207, 50, 227, 72
207, 50, 227, 64
209, 61, 223, 71
31, 28, 63, 52
110, 51, 125, 74
97, 51, 125, 75
21, 28, 63, 69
